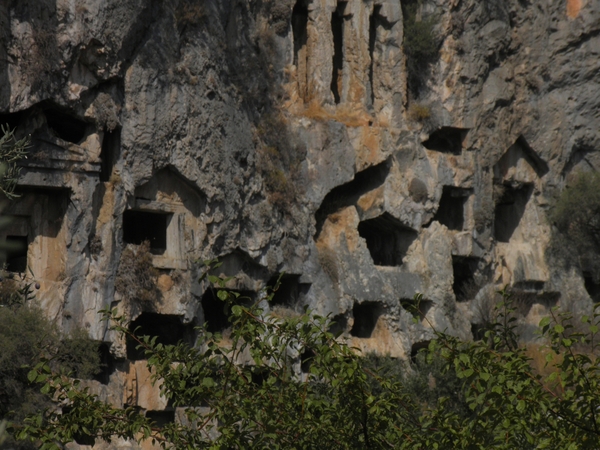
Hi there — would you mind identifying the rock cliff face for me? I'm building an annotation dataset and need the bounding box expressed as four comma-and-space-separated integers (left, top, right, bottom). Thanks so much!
1, 0, 599, 443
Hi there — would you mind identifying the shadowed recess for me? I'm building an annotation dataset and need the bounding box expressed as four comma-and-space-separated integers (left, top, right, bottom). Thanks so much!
330, 1, 347, 104
350, 301, 384, 338
433, 186, 470, 231
314, 159, 390, 239
452, 256, 480, 302
494, 183, 532, 243
201, 288, 254, 333
358, 213, 417, 266
44, 108, 87, 144
126, 313, 195, 360
422, 127, 469, 155
123, 210, 170, 255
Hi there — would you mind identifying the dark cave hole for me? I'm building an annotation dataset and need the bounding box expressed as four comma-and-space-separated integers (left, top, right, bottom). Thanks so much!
300, 348, 315, 373
358, 213, 417, 267
201, 288, 254, 334
400, 298, 433, 321
123, 210, 169, 255
44, 108, 87, 144
100, 127, 121, 182
584, 273, 600, 303
410, 340, 431, 363
422, 127, 469, 155
452, 256, 480, 302
433, 186, 470, 231
510, 290, 560, 317
471, 323, 486, 341
5, 235, 28, 273
314, 159, 390, 239
331, 1, 347, 104
146, 410, 175, 428
328, 313, 348, 336
93, 342, 118, 385
0, 111, 24, 132
126, 313, 194, 361
494, 183, 532, 243
350, 302, 384, 338
268, 274, 309, 309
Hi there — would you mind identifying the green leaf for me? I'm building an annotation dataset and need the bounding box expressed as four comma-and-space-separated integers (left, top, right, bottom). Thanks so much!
27, 370, 37, 383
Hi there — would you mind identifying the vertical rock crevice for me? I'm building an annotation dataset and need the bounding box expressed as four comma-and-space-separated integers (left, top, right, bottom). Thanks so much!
330, 2, 347, 104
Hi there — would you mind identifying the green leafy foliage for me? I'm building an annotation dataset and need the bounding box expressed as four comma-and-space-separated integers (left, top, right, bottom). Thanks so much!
402, 0, 440, 96
114, 241, 160, 305
551, 171, 600, 280
14, 281, 600, 449
0, 282, 100, 450
0, 125, 29, 200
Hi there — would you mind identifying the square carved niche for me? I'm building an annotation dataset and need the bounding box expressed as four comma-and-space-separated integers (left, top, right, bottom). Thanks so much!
123, 209, 185, 269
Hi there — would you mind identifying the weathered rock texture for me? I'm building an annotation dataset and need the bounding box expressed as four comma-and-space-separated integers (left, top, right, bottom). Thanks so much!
1, 0, 599, 445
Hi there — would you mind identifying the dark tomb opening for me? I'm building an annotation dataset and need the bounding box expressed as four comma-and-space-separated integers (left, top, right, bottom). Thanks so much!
250, 368, 270, 386
0, 110, 24, 132
422, 127, 469, 155
268, 274, 309, 309
314, 159, 390, 239
494, 184, 532, 243
400, 298, 433, 321
201, 288, 254, 333
123, 210, 169, 255
410, 340, 431, 363
5, 235, 28, 273
471, 323, 486, 341
292, 0, 309, 101
433, 186, 469, 231
368, 5, 382, 108
452, 257, 479, 302
127, 313, 194, 360
350, 302, 384, 338
584, 273, 600, 303
300, 348, 315, 373
511, 290, 560, 318
328, 313, 348, 336
44, 108, 87, 144
358, 213, 417, 266
100, 127, 120, 182
146, 410, 175, 428
93, 342, 118, 385
331, 2, 347, 104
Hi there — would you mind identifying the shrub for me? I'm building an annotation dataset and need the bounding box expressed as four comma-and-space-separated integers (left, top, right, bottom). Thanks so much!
0, 125, 29, 200
551, 171, 600, 280
0, 293, 99, 450
402, 0, 440, 96
256, 112, 306, 210
407, 102, 431, 123
115, 241, 160, 305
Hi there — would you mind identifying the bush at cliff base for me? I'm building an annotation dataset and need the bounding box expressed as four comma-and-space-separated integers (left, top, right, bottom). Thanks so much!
14, 278, 600, 449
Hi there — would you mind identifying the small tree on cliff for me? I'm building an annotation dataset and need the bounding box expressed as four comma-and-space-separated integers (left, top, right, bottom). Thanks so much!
552, 171, 600, 281
0, 124, 29, 200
